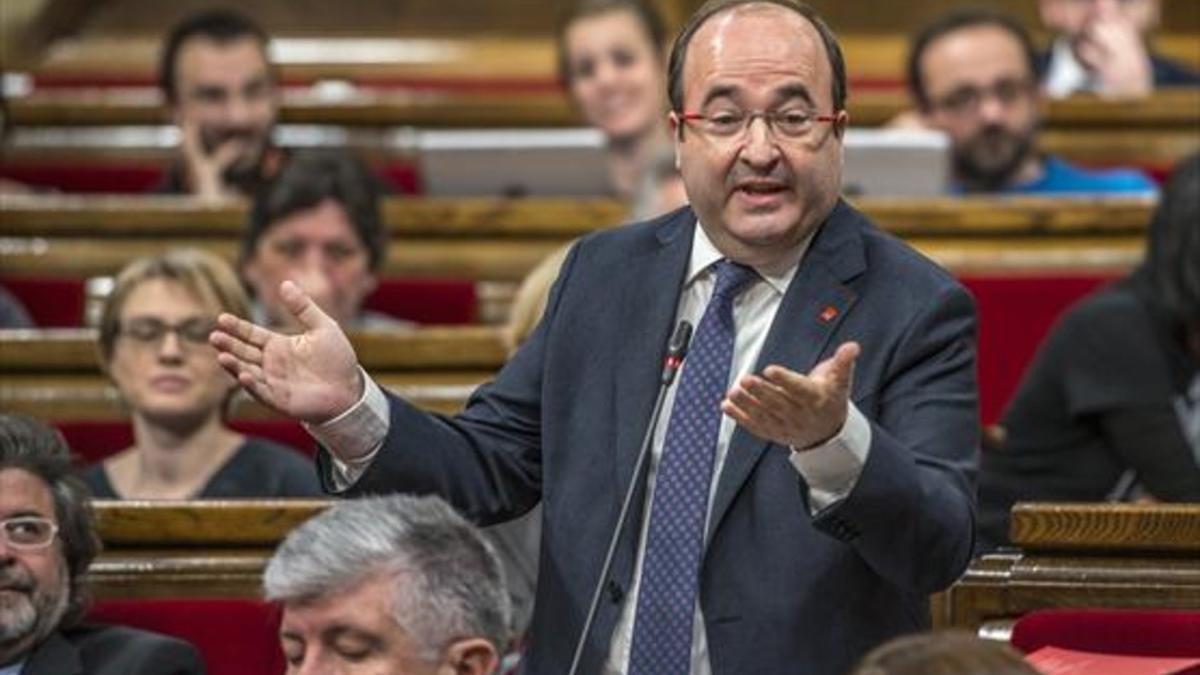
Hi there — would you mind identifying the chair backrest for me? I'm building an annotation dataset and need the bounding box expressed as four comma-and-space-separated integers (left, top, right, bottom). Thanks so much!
56, 420, 313, 466
960, 274, 1116, 423
88, 597, 287, 675
364, 277, 477, 324
1011, 608, 1200, 658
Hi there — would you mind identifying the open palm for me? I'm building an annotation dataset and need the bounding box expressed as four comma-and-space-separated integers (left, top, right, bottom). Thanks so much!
210, 280, 363, 423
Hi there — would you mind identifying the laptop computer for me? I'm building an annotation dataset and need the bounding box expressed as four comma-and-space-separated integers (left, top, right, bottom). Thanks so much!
417, 128, 611, 197
842, 128, 951, 197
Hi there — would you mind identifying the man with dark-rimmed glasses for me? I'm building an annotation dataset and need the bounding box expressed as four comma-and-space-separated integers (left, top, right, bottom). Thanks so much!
0, 413, 203, 675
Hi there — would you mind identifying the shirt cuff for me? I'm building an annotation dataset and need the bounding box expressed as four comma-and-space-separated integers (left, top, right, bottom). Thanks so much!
788, 402, 872, 513
302, 367, 390, 489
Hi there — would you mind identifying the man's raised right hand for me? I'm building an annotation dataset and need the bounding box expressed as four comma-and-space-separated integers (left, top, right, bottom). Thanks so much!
210, 280, 363, 424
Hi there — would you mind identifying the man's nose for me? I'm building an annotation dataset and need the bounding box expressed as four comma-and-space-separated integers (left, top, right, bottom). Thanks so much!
976, 95, 1007, 125
224, 93, 254, 126
739, 116, 781, 168
300, 247, 335, 276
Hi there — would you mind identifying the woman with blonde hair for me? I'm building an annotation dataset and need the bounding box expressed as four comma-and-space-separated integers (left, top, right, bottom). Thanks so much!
84, 248, 320, 499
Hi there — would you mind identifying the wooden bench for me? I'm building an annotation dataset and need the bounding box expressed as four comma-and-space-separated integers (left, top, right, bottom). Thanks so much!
88, 500, 331, 599
0, 194, 1151, 280
938, 503, 1200, 636
91, 501, 1200, 643
6, 90, 1197, 174
0, 327, 504, 423
0, 195, 1150, 421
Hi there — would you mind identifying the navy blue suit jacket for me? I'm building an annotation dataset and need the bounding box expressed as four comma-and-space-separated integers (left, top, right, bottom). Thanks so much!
331, 201, 979, 674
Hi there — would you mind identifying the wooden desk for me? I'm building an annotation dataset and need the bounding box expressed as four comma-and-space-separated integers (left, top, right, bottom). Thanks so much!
88, 500, 331, 599
6, 90, 1197, 167
0, 327, 504, 419
940, 503, 1200, 633
0, 194, 1153, 280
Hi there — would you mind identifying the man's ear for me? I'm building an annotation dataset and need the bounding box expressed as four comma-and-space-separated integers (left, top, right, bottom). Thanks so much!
833, 109, 850, 139
669, 110, 684, 142
441, 637, 499, 675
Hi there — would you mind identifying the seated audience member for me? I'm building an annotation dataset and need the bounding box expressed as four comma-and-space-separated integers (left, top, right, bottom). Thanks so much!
84, 249, 320, 499
0, 413, 205, 675
1038, 0, 1200, 99
558, 0, 685, 206
978, 154, 1200, 549
907, 9, 1158, 195
157, 9, 281, 200
503, 147, 686, 352
851, 630, 1039, 675
506, 1, 688, 354
264, 494, 510, 675
240, 150, 406, 332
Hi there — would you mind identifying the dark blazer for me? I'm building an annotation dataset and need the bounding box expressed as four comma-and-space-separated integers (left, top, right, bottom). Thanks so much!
20, 625, 205, 675
328, 201, 979, 674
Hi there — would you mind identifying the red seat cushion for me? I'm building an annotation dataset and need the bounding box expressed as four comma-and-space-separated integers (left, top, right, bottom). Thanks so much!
0, 160, 420, 194
55, 420, 312, 466
0, 277, 87, 327
1011, 608, 1200, 658
88, 598, 286, 675
960, 274, 1116, 423
0, 163, 168, 193
364, 277, 477, 324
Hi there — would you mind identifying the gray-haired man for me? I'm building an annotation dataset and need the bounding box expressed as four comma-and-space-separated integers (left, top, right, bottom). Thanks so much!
265, 495, 510, 675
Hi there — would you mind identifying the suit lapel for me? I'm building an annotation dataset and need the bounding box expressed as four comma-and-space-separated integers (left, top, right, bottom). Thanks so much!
611, 208, 694, 565
707, 201, 866, 541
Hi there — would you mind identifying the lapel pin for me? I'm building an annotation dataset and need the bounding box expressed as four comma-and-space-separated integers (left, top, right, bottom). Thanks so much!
819, 305, 839, 323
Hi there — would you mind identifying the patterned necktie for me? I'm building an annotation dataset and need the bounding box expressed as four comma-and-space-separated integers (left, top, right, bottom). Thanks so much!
628, 259, 759, 674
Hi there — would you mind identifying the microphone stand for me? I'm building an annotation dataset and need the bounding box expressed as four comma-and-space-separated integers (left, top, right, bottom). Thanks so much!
565, 321, 693, 675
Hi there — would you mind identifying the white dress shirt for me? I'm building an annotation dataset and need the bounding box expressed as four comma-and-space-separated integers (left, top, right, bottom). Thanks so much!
1043, 38, 1096, 99
310, 221, 873, 675
0, 660, 24, 675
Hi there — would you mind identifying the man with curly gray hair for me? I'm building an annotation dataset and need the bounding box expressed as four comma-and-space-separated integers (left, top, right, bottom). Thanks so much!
265, 494, 510, 675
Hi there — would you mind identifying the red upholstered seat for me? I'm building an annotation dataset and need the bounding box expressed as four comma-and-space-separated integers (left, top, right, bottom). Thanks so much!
0, 163, 168, 193
88, 598, 286, 675
0, 160, 420, 194
2, 274, 467, 329
0, 277, 87, 327
363, 277, 478, 325
55, 419, 313, 467
959, 274, 1116, 423
1011, 608, 1200, 658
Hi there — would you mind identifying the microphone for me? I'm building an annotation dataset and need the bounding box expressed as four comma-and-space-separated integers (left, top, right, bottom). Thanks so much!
567, 320, 693, 675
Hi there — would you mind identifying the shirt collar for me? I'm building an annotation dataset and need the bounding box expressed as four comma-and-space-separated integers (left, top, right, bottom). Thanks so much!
684, 219, 811, 296
1044, 37, 1093, 97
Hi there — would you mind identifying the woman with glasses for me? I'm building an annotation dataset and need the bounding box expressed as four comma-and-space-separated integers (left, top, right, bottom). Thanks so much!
82, 249, 321, 499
